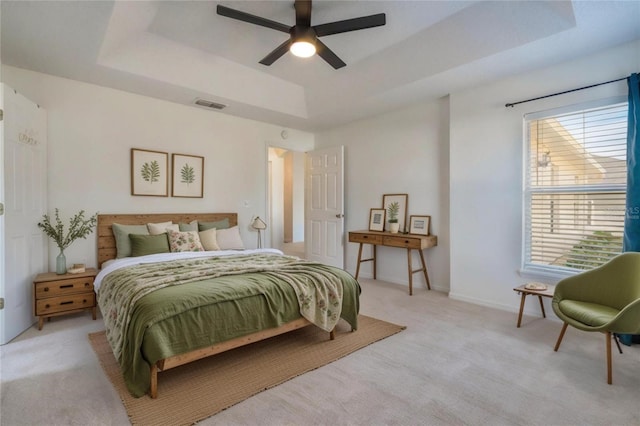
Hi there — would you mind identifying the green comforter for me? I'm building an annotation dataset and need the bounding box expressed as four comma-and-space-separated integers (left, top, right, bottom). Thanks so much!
97, 253, 360, 397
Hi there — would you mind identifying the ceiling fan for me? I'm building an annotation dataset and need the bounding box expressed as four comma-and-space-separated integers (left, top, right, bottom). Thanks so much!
216, 0, 386, 69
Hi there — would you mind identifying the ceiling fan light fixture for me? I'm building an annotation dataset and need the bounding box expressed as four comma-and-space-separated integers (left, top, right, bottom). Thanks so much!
290, 40, 316, 58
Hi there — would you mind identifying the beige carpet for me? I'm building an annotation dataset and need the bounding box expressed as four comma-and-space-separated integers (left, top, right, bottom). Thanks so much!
88, 315, 405, 426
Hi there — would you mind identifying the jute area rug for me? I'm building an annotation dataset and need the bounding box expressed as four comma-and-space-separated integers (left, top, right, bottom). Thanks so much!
89, 315, 405, 426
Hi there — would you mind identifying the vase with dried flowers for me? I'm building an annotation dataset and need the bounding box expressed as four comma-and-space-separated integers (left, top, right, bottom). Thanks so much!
37, 209, 98, 274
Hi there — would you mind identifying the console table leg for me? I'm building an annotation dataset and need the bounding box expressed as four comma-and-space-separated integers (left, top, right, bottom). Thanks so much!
355, 243, 364, 280
407, 248, 413, 296
373, 245, 377, 279
418, 249, 431, 290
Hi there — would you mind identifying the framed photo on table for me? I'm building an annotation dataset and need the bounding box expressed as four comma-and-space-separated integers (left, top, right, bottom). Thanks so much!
131, 148, 169, 197
382, 194, 408, 232
172, 153, 204, 198
409, 215, 431, 235
369, 208, 386, 231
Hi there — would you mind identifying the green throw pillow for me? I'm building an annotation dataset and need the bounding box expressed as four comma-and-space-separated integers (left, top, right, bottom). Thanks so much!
129, 233, 170, 257
112, 223, 149, 258
198, 218, 230, 232
178, 220, 198, 232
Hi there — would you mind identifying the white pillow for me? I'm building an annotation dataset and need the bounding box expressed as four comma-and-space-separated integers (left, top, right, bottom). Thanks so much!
147, 221, 179, 235
216, 226, 245, 250
199, 228, 220, 251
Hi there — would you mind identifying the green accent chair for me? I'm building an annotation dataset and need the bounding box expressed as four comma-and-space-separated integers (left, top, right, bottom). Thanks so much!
552, 252, 640, 384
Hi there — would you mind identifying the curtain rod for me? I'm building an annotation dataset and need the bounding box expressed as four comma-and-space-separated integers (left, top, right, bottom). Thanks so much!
505, 76, 629, 108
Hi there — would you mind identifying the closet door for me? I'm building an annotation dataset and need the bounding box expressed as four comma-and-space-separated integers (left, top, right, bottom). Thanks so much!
0, 85, 47, 344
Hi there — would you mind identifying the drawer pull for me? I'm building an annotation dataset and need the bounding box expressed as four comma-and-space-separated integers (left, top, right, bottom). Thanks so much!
83, 299, 87, 303
404, 240, 410, 244
84, 282, 90, 287
45, 304, 50, 309
44, 287, 49, 292
60, 301, 73, 305
60, 284, 73, 289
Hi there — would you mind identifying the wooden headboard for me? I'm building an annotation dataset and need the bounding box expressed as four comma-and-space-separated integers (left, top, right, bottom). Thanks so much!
97, 213, 238, 267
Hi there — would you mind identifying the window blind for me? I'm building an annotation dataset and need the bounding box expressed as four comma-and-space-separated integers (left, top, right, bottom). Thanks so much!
524, 102, 628, 272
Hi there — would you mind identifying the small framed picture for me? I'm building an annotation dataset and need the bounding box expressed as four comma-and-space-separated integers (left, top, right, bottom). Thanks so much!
131, 148, 169, 197
409, 215, 431, 235
369, 208, 386, 232
172, 153, 204, 198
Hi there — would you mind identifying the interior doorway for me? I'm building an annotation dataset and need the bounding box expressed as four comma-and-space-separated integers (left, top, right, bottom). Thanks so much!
268, 147, 305, 257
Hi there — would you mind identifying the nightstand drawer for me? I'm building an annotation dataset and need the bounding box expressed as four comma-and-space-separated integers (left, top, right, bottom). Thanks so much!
382, 236, 421, 249
35, 277, 94, 297
349, 233, 383, 244
36, 293, 96, 315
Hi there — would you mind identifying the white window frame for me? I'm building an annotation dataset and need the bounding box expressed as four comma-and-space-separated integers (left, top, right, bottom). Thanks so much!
520, 96, 627, 281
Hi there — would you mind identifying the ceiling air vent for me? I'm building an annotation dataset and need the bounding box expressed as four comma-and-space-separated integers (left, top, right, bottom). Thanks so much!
193, 98, 226, 110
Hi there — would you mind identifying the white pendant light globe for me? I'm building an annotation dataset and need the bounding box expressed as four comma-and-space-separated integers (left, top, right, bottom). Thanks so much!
290, 41, 316, 58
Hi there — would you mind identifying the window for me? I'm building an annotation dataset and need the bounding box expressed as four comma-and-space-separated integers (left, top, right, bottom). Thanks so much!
523, 99, 628, 277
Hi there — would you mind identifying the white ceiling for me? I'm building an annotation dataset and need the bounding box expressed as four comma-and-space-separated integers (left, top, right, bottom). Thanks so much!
2, 1, 639, 131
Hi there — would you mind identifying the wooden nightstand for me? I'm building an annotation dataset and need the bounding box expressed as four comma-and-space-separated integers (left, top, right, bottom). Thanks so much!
33, 268, 98, 330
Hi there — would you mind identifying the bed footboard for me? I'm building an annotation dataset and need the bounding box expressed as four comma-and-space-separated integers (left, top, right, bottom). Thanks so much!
149, 318, 335, 398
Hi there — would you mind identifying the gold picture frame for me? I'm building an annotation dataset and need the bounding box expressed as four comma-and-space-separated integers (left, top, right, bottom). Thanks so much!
172, 153, 204, 198
131, 148, 169, 197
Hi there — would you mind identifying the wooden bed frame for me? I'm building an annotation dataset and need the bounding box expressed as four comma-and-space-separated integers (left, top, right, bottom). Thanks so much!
96, 213, 334, 399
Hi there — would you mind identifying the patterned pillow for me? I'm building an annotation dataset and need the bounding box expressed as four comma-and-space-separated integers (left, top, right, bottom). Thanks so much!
167, 230, 205, 253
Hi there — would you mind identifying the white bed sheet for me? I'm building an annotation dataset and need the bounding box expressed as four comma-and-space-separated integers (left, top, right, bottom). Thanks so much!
94, 248, 284, 292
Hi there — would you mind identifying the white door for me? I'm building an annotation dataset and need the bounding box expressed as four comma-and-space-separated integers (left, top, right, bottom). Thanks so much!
0, 85, 47, 344
305, 146, 344, 267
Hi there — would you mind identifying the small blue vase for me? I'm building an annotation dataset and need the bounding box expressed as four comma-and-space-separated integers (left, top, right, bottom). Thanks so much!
56, 250, 67, 275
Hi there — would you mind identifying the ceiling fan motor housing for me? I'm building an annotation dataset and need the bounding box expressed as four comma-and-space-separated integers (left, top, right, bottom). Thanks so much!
291, 26, 317, 44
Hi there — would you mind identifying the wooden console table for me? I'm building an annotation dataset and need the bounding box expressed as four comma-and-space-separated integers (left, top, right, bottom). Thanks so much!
348, 230, 437, 295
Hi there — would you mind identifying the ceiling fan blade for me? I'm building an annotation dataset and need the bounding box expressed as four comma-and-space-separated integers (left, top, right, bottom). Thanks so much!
294, 0, 312, 27
217, 5, 291, 33
315, 39, 346, 69
314, 13, 386, 37
259, 39, 293, 66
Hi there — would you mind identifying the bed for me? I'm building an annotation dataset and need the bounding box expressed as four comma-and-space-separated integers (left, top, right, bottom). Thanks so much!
95, 213, 360, 399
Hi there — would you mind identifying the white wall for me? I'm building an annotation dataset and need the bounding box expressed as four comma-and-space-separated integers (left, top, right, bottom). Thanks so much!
2, 38, 638, 317
1, 66, 314, 270
314, 39, 638, 319
449, 39, 640, 315
315, 98, 451, 293
292, 151, 305, 242
268, 148, 285, 251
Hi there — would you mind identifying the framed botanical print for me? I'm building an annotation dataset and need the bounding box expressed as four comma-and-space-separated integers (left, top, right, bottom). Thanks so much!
131, 148, 169, 197
369, 208, 386, 231
382, 193, 408, 232
172, 153, 204, 198
409, 215, 431, 235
